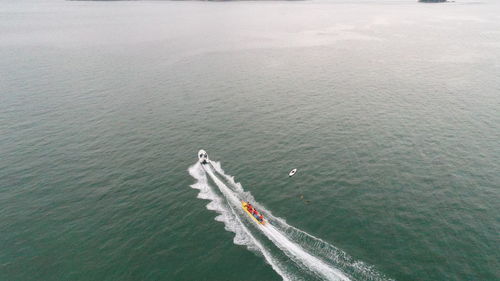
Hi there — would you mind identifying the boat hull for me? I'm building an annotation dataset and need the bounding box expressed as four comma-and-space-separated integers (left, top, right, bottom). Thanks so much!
198, 149, 209, 164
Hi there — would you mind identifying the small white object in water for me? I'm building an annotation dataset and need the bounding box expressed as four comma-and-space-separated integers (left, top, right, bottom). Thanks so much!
288, 168, 297, 177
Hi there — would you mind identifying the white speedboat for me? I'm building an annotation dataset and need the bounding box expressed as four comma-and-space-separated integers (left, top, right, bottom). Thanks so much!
198, 149, 209, 164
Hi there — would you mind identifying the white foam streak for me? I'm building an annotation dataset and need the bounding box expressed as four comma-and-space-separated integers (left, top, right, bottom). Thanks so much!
189, 160, 393, 281
262, 225, 350, 281
189, 163, 294, 281
204, 164, 350, 281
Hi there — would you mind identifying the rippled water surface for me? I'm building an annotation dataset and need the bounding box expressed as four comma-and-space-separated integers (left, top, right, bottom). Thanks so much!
1, 0, 499, 280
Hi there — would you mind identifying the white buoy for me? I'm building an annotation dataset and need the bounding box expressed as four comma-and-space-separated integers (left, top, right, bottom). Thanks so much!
288, 168, 297, 177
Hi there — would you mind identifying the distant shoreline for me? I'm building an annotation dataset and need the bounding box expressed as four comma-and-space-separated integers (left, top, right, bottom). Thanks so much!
419, 0, 448, 2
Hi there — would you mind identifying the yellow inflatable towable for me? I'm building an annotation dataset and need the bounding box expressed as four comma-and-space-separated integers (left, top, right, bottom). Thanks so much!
241, 201, 266, 225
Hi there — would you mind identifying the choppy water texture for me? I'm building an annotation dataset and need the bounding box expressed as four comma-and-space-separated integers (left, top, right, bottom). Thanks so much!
1, 0, 499, 280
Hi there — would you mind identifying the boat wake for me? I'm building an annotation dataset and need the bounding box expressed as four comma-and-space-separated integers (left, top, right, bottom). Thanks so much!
188, 160, 393, 281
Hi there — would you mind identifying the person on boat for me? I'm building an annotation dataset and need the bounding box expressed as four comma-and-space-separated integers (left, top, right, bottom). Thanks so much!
259, 214, 264, 221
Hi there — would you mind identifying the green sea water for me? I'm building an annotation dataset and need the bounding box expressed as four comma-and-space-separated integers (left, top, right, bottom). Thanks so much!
1, 0, 499, 280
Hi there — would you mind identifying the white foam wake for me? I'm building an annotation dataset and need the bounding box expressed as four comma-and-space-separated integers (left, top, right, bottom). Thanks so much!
189, 160, 393, 281
189, 163, 295, 281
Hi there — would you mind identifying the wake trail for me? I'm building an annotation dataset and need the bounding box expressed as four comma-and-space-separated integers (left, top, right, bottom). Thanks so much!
189, 163, 295, 281
204, 164, 349, 281
190, 161, 393, 281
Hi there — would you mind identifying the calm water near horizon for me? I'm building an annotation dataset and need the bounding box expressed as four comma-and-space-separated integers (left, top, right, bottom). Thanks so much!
1, 0, 499, 280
